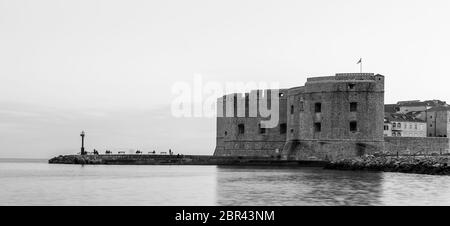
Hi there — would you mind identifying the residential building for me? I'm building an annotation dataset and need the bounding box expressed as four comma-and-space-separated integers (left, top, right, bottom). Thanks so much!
384, 113, 426, 137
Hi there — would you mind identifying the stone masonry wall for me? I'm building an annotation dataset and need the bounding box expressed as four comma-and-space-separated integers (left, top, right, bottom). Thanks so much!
384, 137, 450, 155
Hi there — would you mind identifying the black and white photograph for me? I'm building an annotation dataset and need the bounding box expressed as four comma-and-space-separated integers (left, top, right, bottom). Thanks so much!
1, 0, 449, 216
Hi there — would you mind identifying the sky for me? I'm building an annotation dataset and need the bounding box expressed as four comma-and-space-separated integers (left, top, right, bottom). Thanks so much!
1, 0, 450, 158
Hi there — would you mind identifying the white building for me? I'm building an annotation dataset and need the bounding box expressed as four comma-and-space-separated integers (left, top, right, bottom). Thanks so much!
384, 113, 427, 137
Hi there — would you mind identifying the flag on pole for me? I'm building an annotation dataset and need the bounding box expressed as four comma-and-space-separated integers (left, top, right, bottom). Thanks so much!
357, 58, 363, 73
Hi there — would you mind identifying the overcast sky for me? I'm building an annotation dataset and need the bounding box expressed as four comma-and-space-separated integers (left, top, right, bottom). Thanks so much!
1, 0, 450, 158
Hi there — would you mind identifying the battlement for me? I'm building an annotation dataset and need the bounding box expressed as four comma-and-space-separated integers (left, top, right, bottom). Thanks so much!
307, 73, 383, 83
220, 89, 289, 100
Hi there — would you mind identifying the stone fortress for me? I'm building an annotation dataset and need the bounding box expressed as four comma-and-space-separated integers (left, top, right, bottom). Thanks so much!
214, 73, 450, 161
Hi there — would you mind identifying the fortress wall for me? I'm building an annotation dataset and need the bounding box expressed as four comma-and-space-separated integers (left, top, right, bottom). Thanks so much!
214, 89, 288, 157
215, 141, 286, 157
215, 73, 387, 160
384, 137, 450, 155
283, 140, 385, 161
282, 74, 385, 160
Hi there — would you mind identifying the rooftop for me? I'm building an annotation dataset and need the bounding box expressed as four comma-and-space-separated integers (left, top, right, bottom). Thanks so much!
385, 112, 426, 123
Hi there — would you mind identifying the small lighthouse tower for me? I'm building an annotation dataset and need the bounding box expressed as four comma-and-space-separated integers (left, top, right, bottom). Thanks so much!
80, 131, 86, 155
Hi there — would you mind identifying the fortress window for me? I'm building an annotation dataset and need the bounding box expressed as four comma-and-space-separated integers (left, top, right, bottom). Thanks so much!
224, 131, 228, 136
259, 124, 266, 134
350, 121, 357, 132
290, 105, 294, 114
280, 123, 287, 134
279, 93, 284, 97
350, 102, 358, 112
348, 83, 356, 89
290, 129, 294, 134
315, 103, 322, 113
238, 124, 245, 134
299, 101, 304, 111
314, 123, 321, 132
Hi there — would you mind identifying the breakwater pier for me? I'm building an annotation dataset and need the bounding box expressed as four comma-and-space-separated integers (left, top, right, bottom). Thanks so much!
48, 154, 327, 167
49, 154, 450, 175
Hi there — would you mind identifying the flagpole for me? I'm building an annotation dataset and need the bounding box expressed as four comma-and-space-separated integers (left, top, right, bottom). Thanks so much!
360, 59, 362, 73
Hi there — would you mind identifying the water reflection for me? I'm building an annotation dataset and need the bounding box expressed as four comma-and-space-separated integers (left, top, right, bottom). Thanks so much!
216, 166, 383, 206
1, 161, 449, 206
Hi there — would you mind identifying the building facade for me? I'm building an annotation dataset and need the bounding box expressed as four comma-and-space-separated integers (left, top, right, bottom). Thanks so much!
426, 106, 450, 137
384, 113, 426, 137
385, 100, 449, 137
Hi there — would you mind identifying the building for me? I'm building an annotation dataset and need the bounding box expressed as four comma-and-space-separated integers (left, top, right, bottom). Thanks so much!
385, 100, 448, 137
396, 100, 447, 114
426, 106, 450, 137
384, 113, 426, 137
214, 73, 385, 160
383, 117, 393, 137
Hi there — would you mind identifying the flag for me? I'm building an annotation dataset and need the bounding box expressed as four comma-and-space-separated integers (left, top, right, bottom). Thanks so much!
357, 58, 362, 64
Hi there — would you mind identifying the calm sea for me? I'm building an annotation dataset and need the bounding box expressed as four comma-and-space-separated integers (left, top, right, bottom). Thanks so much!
0, 158, 449, 206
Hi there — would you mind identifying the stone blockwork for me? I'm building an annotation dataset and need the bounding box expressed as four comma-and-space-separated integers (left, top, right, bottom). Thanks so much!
214, 73, 388, 161
214, 89, 288, 157
384, 137, 450, 155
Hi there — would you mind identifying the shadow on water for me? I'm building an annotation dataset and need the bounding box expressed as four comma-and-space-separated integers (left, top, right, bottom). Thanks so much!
215, 166, 384, 206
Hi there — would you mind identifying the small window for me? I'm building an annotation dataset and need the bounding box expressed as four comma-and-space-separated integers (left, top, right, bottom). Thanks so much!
350, 121, 357, 132
299, 101, 304, 111
429, 133, 432, 137
314, 122, 321, 132
348, 83, 356, 89
259, 124, 266, 134
224, 131, 228, 136
430, 124, 433, 128
290, 105, 294, 114
290, 129, 294, 134
238, 124, 245, 134
350, 102, 357, 112
280, 123, 287, 134
279, 93, 284, 97
315, 103, 322, 113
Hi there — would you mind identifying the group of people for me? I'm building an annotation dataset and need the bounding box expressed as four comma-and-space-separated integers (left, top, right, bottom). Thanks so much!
87, 149, 175, 155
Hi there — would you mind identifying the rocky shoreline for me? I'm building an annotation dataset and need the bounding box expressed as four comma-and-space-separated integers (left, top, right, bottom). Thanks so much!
325, 156, 450, 175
